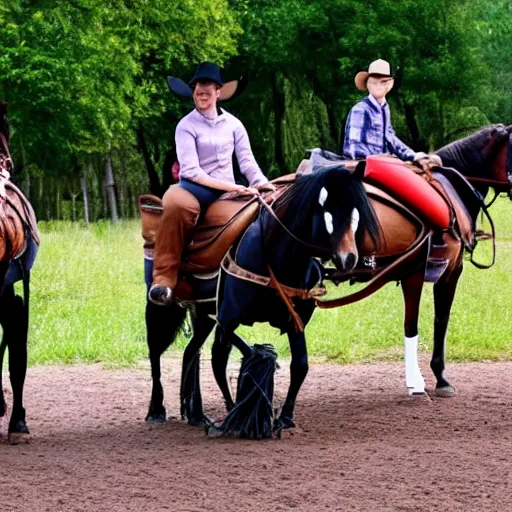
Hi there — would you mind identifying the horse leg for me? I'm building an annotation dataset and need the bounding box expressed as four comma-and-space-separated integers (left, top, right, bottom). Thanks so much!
2, 290, 30, 440
212, 324, 253, 412
180, 309, 215, 425
0, 335, 7, 419
274, 329, 308, 435
401, 268, 426, 395
430, 266, 462, 397
145, 300, 186, 422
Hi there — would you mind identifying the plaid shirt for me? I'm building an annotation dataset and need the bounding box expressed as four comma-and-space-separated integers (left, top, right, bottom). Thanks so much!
343, 95, 415, 161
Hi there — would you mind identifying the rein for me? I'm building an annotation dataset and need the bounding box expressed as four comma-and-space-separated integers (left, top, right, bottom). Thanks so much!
220, 192, 331, 332
256, 193, 331, 257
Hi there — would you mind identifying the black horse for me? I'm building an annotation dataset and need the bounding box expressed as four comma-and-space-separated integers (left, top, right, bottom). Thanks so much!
145, 164, 380, 435
0, 103, 38, 443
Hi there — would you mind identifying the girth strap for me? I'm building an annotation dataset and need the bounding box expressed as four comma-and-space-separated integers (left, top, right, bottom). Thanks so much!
221, 248, 327, 332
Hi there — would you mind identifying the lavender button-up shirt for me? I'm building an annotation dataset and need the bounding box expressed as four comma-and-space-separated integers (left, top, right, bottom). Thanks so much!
176, 108, 268, 187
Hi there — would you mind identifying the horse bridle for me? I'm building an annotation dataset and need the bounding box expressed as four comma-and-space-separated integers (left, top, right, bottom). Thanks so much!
464, 131, 512, 203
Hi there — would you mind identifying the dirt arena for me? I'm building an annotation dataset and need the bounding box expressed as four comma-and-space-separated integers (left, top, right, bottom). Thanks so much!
1, 356, 512, 512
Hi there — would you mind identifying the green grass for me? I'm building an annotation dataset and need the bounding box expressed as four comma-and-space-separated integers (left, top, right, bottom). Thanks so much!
11, 197, 512, 366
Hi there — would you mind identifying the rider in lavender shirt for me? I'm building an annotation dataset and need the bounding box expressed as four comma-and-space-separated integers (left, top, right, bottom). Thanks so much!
149, 63, 273, 306
177, 108, 268, 187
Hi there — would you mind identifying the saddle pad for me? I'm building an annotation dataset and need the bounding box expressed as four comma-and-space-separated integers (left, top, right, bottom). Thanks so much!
364, 155, 451, 229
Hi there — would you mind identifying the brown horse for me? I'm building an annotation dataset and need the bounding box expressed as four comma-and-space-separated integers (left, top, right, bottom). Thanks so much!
314, 124, 511, 398
0, 102, 40, 443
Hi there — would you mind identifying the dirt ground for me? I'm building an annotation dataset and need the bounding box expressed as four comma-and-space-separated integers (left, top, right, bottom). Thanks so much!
1, 356, 512, 512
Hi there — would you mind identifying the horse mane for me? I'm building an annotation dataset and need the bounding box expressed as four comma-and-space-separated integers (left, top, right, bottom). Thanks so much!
436, 124, 511, 176
270, 164, 381, 249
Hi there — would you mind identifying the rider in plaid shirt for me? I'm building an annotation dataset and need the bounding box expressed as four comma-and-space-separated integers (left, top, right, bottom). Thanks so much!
343, 60, 440, 169
343, 94, 416, 161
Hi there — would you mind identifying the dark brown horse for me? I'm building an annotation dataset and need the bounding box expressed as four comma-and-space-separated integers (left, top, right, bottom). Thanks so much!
314, 124, 511, 398
0, 102, 39, 443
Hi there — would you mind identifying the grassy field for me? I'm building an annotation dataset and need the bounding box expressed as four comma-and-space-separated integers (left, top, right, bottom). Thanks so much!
12, 197, 512, 366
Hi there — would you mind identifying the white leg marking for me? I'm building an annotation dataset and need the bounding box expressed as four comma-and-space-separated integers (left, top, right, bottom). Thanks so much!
404, 335, 425, 395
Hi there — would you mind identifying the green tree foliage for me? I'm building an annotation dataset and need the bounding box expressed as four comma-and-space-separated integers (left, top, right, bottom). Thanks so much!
0, 0, 510, 219
0, 0, 239, 216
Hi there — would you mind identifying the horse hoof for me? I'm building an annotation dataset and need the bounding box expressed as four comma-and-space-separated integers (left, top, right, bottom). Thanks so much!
407, 387, 426, 396
435, 385, 456, 397
8, 431, 30, 445
8, 421, 30, 445
145, 412, 166, 423
187, 415, 207, 427
273, 416, 295, 438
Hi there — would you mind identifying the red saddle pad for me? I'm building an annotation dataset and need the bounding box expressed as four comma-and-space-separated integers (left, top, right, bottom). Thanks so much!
364, 155, 450, 229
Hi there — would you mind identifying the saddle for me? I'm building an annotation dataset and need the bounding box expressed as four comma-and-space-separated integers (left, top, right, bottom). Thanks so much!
139, 185, 289, 277
0, 137, 39, 263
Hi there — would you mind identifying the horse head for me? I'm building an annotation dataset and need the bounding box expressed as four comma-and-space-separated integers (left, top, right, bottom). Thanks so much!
436, 124, 512, 197
271, 163, 380, 272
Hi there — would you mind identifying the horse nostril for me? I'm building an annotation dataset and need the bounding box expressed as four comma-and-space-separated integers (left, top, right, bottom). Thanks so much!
333, 252, 357, 271
345, 252, 356, 271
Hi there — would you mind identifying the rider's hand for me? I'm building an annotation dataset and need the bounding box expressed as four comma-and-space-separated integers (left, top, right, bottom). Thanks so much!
428, 154, 443, 167
230, 184, 260, 196
414, 152, 442, 173
413, 152, 429, 163
257, 182, 277, 193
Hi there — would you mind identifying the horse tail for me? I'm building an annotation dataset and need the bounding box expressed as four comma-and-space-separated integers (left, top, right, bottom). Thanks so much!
145, 300, 187, 351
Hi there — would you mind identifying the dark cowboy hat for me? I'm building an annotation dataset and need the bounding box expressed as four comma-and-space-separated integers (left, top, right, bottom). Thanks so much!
167, 62, 243, 101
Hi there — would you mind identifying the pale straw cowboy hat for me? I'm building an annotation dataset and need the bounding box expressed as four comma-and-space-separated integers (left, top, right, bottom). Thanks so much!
354, 59, 394, 91
167, 62, 243, 101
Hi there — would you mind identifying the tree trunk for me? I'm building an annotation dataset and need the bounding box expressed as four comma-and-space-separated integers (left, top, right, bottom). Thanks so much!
137, 122, 162, 196
56, 184, 61, 220
271, 72, 286, 175
104, 156, 119, 223
81, 169, 90, 226
402, 103, 427, 152
71, 194, 77, 222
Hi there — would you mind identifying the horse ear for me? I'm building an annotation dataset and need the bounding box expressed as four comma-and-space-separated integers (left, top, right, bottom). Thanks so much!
352, 161, 366, 181
494, 124, 509, 142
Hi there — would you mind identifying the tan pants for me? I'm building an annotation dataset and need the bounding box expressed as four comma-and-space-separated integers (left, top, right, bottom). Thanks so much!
152, 185, 201, 289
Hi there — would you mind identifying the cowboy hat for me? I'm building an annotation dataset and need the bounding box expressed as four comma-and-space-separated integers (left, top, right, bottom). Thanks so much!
354, 59, 393, 91
167, 62, 242, 101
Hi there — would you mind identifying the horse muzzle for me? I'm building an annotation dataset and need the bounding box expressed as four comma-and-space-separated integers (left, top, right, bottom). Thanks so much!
332, 250, 358, 272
